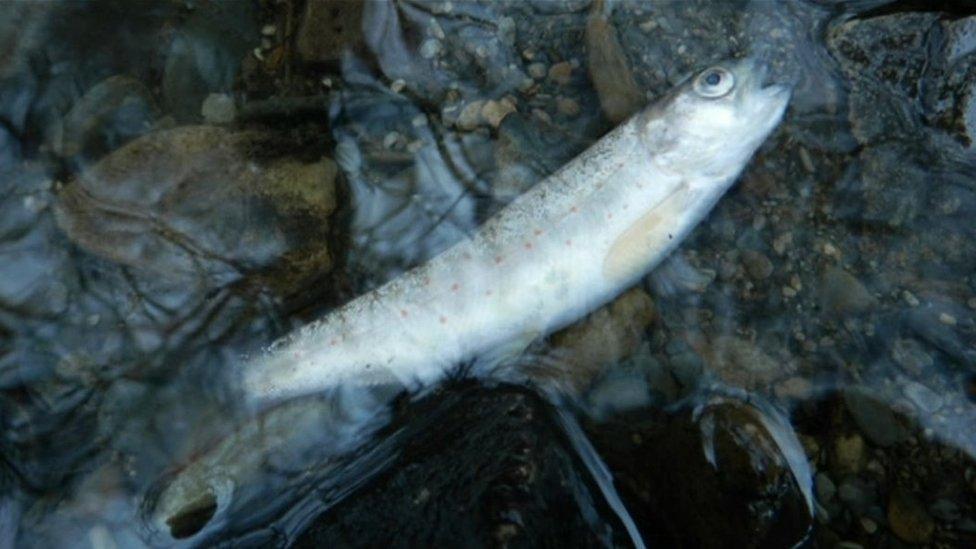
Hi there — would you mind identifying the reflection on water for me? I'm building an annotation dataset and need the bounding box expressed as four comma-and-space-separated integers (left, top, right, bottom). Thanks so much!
1, 0, 975, 547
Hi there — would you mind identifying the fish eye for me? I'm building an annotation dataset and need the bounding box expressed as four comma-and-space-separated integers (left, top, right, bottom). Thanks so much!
693, 67, 734, 98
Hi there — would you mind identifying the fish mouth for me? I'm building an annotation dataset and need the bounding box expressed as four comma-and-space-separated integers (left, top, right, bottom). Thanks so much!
736, 57, 792, 125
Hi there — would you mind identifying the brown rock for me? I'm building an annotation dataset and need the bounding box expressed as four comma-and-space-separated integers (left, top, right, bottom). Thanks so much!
548, 61, 573, 86
543, 288, 656, 390
832, 433, 865, 474
888, 488, 935, 544
585, 0, 644, 123
54, 126, 338, 296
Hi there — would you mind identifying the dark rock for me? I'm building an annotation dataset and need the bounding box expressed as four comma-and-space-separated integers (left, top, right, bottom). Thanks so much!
843, 388, 911, 447
888, 488, 935, 544
584, 398, 812, 548
819, 267, 876, 317
293, 383, 631, 548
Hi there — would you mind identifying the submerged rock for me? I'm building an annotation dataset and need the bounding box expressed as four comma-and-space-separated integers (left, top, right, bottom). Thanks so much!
54, 126, 339, 298
293, 383, 631, 547
585, 398, 812, 548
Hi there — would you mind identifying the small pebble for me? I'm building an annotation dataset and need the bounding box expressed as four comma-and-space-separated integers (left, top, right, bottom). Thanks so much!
967, 296, 976, 310
860, 517, 878, 534
457, 100, 485, 130
938, 312, 957, 326
782, 286, 797, 298
532, 108, 551, 124
527, 62, 548, 80
557, 97, 580, 117
548, 61, 573, 85
420, 38, 442, 59
261, 24, 276, 36
799, 146, 815, 173
382, 131, 401, 149
902, 290, 920, 307
773, 232, 793, 255
481, 98, 516, 128
391, 79, 406, 93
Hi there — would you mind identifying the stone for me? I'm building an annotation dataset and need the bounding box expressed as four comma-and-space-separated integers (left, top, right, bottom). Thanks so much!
296, 0, 362, 64
293, 384, 631, 547
843, 388, 910, 447
480, 99, 516, 128
527, 62, 547, 80
815, 472, 836, 503
547, 61, 573, 86
700, 336, 785, 391
545, 288, 656, 390
586, 3, 644, 123
200, 93, 236, 124
456, 100, 485, 131
891, 338, 933, 374
584, 399, 812, 548
832, 432, 865, 474
556, 97, 580, 117
54, 126, 338, 297
741, 250, 774, 280
888, 488, 935, 544
819, 267, 876, 317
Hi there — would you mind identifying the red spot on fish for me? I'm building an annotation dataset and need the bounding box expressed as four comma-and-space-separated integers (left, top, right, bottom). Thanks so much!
485, 289, 493, 296
607, 213, 613, 219
565, 239, 572, 246
423, 276, 431, 286
534, 229, 543, 236
400, 309, 408, 318
451, 283, 460, 292
439, 316, 447, 324
495, 255, 503, 264
524, 242, 532, 250
462, 252, 472, 260
570, 206, 579, 213
330, 339, 338, 347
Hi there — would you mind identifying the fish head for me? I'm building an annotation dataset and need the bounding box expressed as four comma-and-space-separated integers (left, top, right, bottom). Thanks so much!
639, 58, 791, 181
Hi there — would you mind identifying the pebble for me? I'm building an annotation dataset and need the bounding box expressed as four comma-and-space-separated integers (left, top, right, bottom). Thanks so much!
820, 267, 876, 317
527, 62, 548, 80
557, 97, 580, 117
481, 99, 516, 128
420, 38, 442, 59
902, 290, 920, 307
782, 286, 797, 298
968, 296, 976, 310
888, 488, 935, 544
903, 381, 942, 414
391, 79, 406, 93
740, 250, 773, 280
822, 242, 840, 258
891, 338, 933, 374
457, 100, 485, 130
548, 61, 573, 85
928, 498, 960, 521
201, 93, 236, 124
773, 232, 793, 255
938, 312, 957, 326
798, 146, 815, 173
843, 389, 910, 447
261, 24, 276, 36
833, 432, 866, 474
859, 517, 878, 534
383, 131, 402, 149
775, 376, 812, 399
815, 472, 837, 503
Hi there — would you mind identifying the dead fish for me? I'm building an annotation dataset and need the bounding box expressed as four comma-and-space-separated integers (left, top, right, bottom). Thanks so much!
241, 57, 790, 406
146, 58, 791, 545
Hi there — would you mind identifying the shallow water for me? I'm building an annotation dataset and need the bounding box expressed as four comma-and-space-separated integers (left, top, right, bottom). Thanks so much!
1, 0, 975, 547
